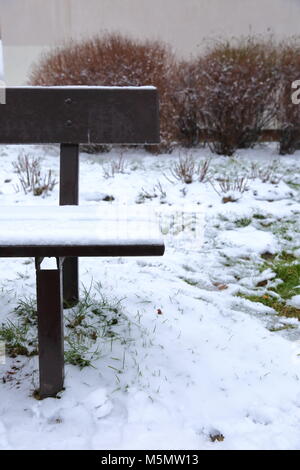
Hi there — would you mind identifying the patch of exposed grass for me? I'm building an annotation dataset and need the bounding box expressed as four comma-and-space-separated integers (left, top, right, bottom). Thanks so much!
239, 293, 300, 320
278, 251, 297, 263
0, 282, 130, 367
271, 219, 298, 242
64, 337, 99, 368
0, 320, 37, 357
239, 251, 300, 320
234, 217, 252, 228
269, 262, 300, 300
268, 324, 296, 332
286, 181, 300, 191
63, 283, 128, 366
259, 255, 300, 297
180, 277, 199, 286
253, 213, 267, 220
14, 297, 37, 326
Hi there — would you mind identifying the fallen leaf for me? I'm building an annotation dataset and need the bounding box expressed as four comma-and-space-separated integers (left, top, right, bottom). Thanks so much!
213, 282, 228, 291
256, 279, 268, 287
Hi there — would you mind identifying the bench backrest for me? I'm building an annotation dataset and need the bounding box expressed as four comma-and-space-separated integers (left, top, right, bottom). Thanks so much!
0, 85, 160, 206
0, 86, 159, 145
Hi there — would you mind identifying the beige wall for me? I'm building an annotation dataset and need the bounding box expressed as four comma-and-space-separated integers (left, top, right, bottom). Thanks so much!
1, 0, 300, 85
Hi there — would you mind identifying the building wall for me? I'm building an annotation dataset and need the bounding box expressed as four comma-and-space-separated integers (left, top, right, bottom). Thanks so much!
1, 0, 300, 85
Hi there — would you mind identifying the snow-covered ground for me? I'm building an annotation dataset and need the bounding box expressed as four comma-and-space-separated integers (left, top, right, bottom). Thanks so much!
1, 143, 300, 450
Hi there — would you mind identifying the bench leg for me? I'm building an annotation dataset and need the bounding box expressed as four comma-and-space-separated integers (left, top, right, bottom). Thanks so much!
62, 257, 79, 308
60, 143, 79, 307
36, 258, 64, 399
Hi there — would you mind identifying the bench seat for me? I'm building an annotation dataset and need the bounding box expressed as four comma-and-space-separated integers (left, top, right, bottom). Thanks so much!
0, 205, 165, 257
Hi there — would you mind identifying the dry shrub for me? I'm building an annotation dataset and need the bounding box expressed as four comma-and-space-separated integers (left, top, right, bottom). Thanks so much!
172, 60, 203, 147
177, 38, 278, 156
249, 160, 282, 184
169, 154, 195, 184
12, 153, 57, 196
102, 153, 127, 179
165, 154, 210, 184
209, 174, 249, 203
29, 33, 177, 153
277, 39, 300, 154
136, 182, 167, 204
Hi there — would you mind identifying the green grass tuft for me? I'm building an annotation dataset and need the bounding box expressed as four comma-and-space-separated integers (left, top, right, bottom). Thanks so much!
239, 293, 300, 320
268, 324, 296, 332
0, 320, 36, 357
0, 282, 128, 367
234, 217, 252, 228
64, 337, 99, 368
269, 262, 300, 300
253, 213, 267, 220
14, 297, 37, 326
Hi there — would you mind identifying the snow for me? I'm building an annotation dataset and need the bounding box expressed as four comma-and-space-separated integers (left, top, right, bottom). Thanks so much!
287, 295, 300, 308
0, 205, 163, 246
218, 226, 279, 255
0, 143, 300, 450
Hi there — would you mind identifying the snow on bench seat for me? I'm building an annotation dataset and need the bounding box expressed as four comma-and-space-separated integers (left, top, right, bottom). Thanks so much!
0, 206, 165, 257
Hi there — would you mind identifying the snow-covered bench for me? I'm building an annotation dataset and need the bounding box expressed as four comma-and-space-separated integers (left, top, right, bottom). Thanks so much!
0, 86, 164, 398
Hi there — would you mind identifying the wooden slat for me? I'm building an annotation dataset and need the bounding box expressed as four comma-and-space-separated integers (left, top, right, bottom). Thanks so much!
0, 244, 165, 258
0, 87, 160, 144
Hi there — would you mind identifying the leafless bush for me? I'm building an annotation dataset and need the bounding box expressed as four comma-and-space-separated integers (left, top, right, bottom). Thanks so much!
165, 154, 211, 184
136, 181, 167, 204
249, 161, 282, 184
197, 159, 211, 182
29, 33, 178, 153
12, 153, 57, 196
172, 60, 203, 147
277, 39, 300, 154
102, 154, 127, 178
189, 37, 279, 155
168, 155, 195, 184
209, 174, 249, 202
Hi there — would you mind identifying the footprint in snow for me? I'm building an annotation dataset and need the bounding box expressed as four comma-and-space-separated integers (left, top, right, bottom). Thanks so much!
85, 388, 113, 420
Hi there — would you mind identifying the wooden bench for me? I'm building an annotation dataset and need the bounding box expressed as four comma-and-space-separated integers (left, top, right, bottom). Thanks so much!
0, 86, 164, 398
